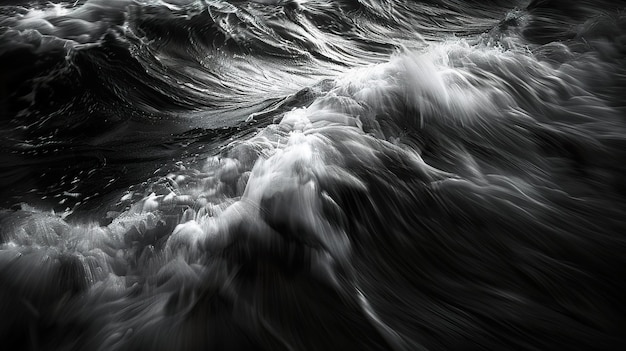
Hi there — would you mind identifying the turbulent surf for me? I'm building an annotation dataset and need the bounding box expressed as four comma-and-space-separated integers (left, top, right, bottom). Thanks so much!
1, 0, 626, 350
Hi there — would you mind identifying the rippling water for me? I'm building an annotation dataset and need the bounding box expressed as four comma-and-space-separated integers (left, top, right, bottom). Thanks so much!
1, 0, 626, 349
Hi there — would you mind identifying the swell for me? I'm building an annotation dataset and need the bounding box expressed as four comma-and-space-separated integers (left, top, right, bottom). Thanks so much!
0, 0, 516, 211
0, 0, 515, 127
1, 0, 626, 350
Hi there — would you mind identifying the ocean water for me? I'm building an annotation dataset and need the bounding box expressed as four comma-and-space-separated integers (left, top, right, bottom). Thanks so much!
1, 0, 626, 349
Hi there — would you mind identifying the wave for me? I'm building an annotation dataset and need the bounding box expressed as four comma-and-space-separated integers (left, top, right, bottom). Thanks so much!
1, 0, 626, 350
0, 0, 515, 122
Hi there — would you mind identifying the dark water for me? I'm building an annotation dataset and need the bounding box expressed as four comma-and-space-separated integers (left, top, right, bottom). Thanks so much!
1, 0, 626, 349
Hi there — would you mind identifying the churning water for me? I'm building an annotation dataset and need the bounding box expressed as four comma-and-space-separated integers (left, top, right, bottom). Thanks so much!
1, 0, 626, 350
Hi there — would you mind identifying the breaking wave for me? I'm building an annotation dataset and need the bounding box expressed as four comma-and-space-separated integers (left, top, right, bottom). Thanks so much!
1, 0, 626, 349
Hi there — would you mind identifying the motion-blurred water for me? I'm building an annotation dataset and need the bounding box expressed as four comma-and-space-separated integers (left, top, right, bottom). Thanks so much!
1, 0, 626, 349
